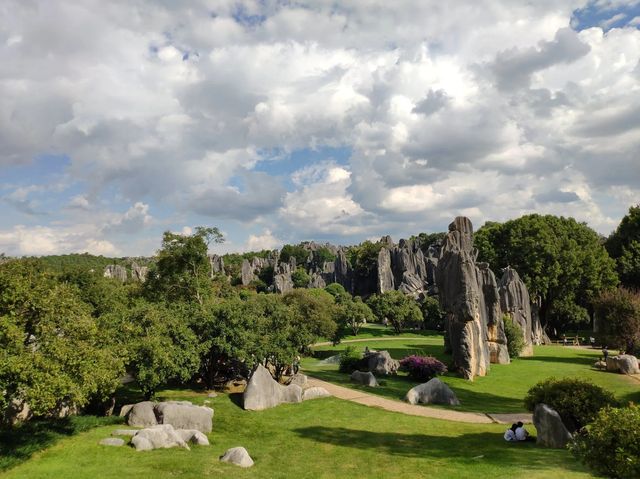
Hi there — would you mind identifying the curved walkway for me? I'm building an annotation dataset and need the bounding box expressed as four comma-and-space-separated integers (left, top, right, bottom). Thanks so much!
307, 377, 532, 425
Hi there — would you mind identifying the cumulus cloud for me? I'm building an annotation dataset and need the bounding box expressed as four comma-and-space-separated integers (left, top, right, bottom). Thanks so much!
1, 0, 639, 255
245, 229, 282, 251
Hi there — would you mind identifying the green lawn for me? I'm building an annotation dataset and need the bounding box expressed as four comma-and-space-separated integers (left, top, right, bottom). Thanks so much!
305, 336, 640, 414
1, 390, 595, 479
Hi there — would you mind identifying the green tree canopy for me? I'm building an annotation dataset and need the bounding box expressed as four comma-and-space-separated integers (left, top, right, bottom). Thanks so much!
475, 214, 618, 333
367, 290, 422, 333
593, 288, 640, 351
606, 205, 640, 290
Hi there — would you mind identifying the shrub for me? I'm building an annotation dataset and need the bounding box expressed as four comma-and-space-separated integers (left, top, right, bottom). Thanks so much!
570, 405, 640, 478
524, 377, 618, 431
338, 346, 362, 373
399, 355, 447, 382
503, 314, 525, 358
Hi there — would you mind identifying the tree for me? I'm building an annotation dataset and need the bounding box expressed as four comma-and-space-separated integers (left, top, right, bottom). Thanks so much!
411, 232, 446, 255
348, 240, 384, 295
421, 295, 444, 329
324, 282, 352, 303
606, 205, 640, 290
475, 214, 618, 333
145, 226, 223, 304
291, 267, 311, 288
335, 297, 375, 337
126, 300, 201, 399
367, 290, 422, 333
0, 260, 123, 422
279, 244, 309, 266
593, 288, 640, 352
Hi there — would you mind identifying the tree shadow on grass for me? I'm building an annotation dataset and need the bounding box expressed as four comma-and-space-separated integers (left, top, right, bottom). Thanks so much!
0, 415, 122, 473
293, 426, 586, 474
519, 355, 598, 366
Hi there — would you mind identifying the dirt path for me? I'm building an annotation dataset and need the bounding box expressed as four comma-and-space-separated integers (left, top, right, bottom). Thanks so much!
307, 377, 532, 424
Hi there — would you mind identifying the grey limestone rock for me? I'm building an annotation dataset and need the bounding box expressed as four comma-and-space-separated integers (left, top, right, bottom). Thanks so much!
209, 254, 225, 277
606, 355, 640, 374
363, 350, 399, 375
289, 373, 308, 388
154, 401, 213, 433
377, 247, 395, 293
103, 264, 127, 282
477, 262, 509, 365
220, 446, 254, 468
405, 378, 460, 406
436, 216, 490, 380
112, 429, 137, 437
126, 401, 157, 428
243, 364, 302, 410
241, 259, 254, 286
131, 263, 148, 282
273, 262, 294, 293
176, 429, 210, 446
132, 424, 190, 451
499, 267, 534, 356
119, 404, 134, 417
99, 437, 125, 447
350, 370, 379, 387
533, 403, 572, 448
302, 387, 332, 401
334, 249, 353, 293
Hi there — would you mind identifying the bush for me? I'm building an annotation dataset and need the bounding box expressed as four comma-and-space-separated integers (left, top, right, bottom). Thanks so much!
399, 355, 447, 382
570, 405, 640, 478
524, 377, 619, 431
503, 315, 525, 358
338, 346, 362, 373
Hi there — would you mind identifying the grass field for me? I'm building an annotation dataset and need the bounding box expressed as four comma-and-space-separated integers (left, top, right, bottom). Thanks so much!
1, 390, 596, 479
304, 330, 640, 414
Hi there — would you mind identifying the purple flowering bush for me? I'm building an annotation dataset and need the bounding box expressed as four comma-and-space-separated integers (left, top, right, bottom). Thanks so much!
399, 355, 447, 381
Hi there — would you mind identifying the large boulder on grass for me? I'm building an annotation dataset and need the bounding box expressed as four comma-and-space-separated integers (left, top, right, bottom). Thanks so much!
616, 355, 639, 375
131, 424, 190, 451
363, 350, 399, 375
154, 402, 213, 433
176, 429, 210, 446
243, 364, 302, 411
350, 370, 379, 387
220, 446, 254, 468
533, 403, 572, 448
302, 387, 332, 401
126, 401, 157, 428
405, 378, 460, 405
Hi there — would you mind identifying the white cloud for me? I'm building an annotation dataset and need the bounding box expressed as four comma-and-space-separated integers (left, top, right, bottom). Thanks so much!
245, 229, 281, 251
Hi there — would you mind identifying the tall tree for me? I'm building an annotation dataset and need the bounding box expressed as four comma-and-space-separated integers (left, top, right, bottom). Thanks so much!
146, 227, 223, 304
367, 290, 422, 333
475, 214, 618, 333
606, 205, 640, 290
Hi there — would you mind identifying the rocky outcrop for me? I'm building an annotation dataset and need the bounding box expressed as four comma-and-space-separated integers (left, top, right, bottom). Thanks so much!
436, 217, 490, 380
606, 355, 640, 374
131, 424, 190, 451
405, 378, 460, 405
176, 429, 210, 446
209, 255, 225, 277
302, 387, 332, 401
131, 262, 148, 282
350, 370, 379, 387
377, 247, 395, 293
533, 403, 573, 448
477, 263, 509, 364
362, 350, 399, 375
103, 264, 127, 282
241, 259, 254, 285
289, 373, 308, 388
273, 261, 294, 293
124, 401, 213, 433
220, 447, 254, 468
243, 364, 302, 410
499, 267, 534, 356
334, 249, 353, 292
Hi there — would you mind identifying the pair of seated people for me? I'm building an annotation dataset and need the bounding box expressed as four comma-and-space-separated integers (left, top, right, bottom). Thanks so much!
503, 422, 530, 442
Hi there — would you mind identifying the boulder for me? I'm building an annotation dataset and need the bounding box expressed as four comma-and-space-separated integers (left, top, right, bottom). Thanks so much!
119, 404, 134, 417
220, 446, 254, 468
99, 438, 125, 447
241, 259, 254, 285
154, 402, 213, 433
436, 217, 490, 379
405, 378, 460, 406
131, 263, 148, 282
103, 264, 127, 282
289, 373, 308, 388
243, 364, 303, 410
319, 354, 340, 365
350, 370, 379, 387
131, 424, 190, 451
176, 429, 210, 446
363, 350, 399, 375
209, 254, 225, 276
112, 429, 137, 437
302, 387, 332, 401
533, 403, 572, 448
606, 355, 640, 374
126, 401, 157, 428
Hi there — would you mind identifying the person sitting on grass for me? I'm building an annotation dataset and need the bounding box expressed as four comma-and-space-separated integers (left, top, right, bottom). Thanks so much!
504, 423, 518, 442
515, 421, 531, 441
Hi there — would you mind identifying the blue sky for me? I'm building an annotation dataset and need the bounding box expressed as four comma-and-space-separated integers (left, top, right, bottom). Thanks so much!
1, 0, 640, 257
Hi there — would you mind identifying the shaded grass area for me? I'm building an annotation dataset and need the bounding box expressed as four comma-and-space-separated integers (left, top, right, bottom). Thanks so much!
0, 391, 595, 479
0, 415, 123, 473
304, 337, 640, 414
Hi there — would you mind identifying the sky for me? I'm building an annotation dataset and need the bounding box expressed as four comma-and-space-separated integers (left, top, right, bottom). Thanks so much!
1, 0, 640, 257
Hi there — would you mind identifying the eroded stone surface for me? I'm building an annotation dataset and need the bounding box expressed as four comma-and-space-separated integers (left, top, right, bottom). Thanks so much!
533, 403, 572, 448
405, 378, 460, 406
243, 364, 302, 411
220, 447, 254, 468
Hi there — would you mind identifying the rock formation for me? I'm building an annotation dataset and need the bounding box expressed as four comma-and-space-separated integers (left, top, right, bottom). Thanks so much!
405, 378, 460, 405
220, 447, 254, 468
499, 267, 534, 356
131, 424, 190, 451
350, 370, 379, 387
131, 262, 148, 282
361, 350, 399, 375
273, 260, 295, 293
533, 403, 573, 448
436, 217, 491, 380
377, 247, 395, 293
302, 387, 332, 401
477, 263, 509, 364
123, 401, 213, 433
103, 264, 127, 282
243, 364, 302, 410
209, 254, 225, 277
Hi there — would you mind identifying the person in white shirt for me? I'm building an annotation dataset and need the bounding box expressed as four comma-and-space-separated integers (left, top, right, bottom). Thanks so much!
515, 421, 530, 441
504, 424, 517, 441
